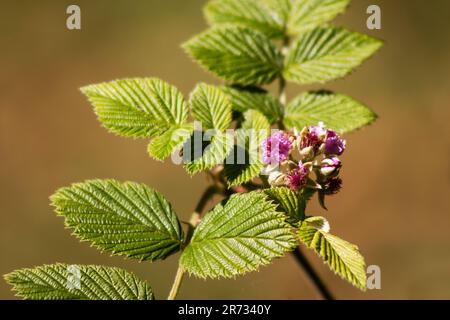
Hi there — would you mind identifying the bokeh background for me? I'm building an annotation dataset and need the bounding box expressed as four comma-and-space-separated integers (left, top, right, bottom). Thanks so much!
1, 0, 449, 299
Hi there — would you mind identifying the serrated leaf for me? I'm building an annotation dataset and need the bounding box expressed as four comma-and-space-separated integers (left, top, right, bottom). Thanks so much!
284, 27, 383, 84
225, 160, 264, 187
204, 0, 284, 38
241, 110, 271, 132
285, 91, 377, 133
265, 0, 350, 35
265, 187, 303, 223
221, 86, 282, 123
184, 131, 234, 174
4, 264, 153, 300
180, 192, 296, 278
50, 180, 183, 261
81, 78, 188, 138
224, 110, 269, 186
265, 187, 317, 224
183, 26, 282, 85
190, 83, 232, 131
147, 123, 194, 161
263, 0, 291, 23
298, 216, 367, 290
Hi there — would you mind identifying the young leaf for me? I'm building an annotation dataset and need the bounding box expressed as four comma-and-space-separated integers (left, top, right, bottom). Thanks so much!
180, 192, 296, 278
4, 264, 154, 300
284, 27, 383, 84
190, 83, 232, 131
285, 91, 377, 134
224, 160, 264, 187
50, 180, 183, 261
81, 78, 188, 138
265, 0, 350, 35
241, 109, 271, 132
204, 0, 284, 38
265, 187, 303, 223
298, 216, 367, 290
183, 26, 282, 85
147, 123, 194, 161
184, 131, 234, 175
224, 110, 269, 186
222, 85, 282, 124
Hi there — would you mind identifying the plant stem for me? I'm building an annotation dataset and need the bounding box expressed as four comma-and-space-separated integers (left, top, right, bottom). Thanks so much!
278, 76, 287, 106
167, 265, 185, 300
167, 185, 219, 300
277, 75, 287, 130
277, 35, 333, 300
278, 36, 290, 129
292, 247, 334, 300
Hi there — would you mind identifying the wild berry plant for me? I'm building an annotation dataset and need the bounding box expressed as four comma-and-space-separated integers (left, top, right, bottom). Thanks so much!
5, 0, 382, 300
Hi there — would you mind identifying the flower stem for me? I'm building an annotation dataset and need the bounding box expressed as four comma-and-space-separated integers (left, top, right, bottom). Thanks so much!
167, 185, 219, 300
292, 247, 334, 300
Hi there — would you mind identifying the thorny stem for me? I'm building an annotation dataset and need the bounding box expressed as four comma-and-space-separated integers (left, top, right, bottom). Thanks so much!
278, 35, 334, 300
167, 184, 219, 300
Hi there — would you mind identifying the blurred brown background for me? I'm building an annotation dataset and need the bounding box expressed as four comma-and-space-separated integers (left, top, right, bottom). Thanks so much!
1, 0, 449, 299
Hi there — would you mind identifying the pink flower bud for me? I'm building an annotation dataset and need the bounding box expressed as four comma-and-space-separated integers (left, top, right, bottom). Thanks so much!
261, 131, 292, 165
285, 161, 310, 191
298, 123, 327, 157
324, 130, 346, 156
320, 157, 342, 177
323, 177, 343, 195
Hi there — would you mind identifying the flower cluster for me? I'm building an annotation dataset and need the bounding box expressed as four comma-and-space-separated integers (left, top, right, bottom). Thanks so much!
261, 123, 346, 195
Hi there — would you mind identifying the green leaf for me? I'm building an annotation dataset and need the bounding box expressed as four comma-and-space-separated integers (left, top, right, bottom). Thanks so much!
241, 109, 271, 132
190, 83, 232, 131
284, 27, 383, 84
147, 123, 194, 161
224, 110, 269, 186
4, 264, 154, 300
265, 187, 303, 223
225, 160, 264, 187
298, 216, 367, 290
81, 78, 188, 138
183, 26, 282, 85
50, 179, 183, 261
222, 86, 282, 124
263, 0, 291, 24
180, 192, 296, 278
264, 186, 317, 225
204, 0, 284, 38
184, 131, 234, 175
285, 91, 377, 133
265, 0, 350, 35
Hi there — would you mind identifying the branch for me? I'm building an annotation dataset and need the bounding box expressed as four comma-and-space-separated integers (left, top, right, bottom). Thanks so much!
292, 247, 334, 300
167, 184, 219, 300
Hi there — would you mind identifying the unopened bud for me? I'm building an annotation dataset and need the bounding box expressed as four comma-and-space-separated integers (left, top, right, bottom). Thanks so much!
268, 171, 286, 187
284, 161, 310, 191
323, 177, 343, 195
299, 146, 315, 160
324, 129, 346, 156
320, 157, 342, 177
